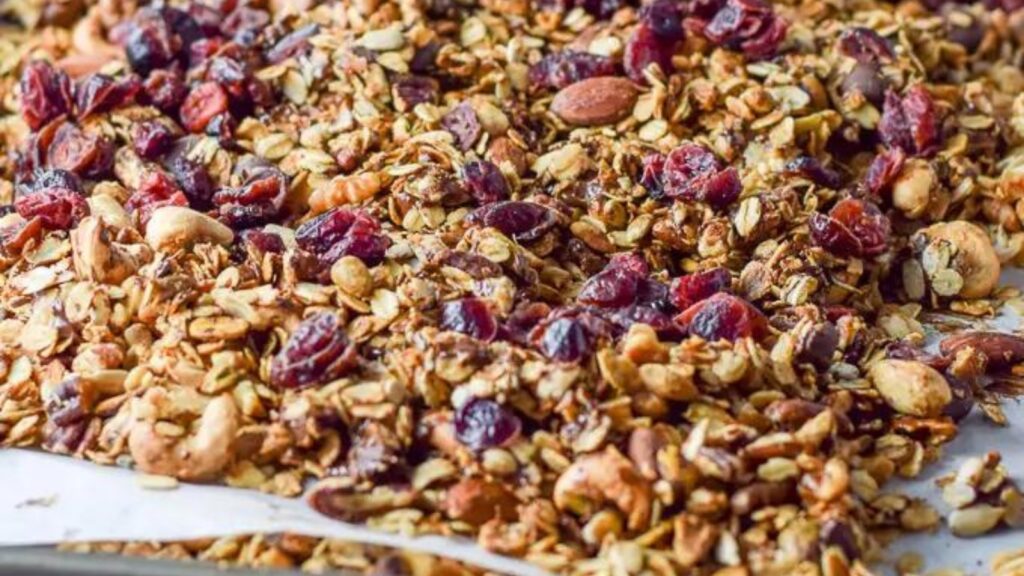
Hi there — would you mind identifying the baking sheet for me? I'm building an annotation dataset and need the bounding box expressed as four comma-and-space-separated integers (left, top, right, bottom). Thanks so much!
2, 285, 1023, 575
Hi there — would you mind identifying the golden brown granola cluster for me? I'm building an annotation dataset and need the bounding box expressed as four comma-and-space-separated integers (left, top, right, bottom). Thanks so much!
2, 0, 1024, 573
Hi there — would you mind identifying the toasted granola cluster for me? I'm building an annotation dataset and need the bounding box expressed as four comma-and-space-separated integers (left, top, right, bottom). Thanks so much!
2, 0, 1024, 573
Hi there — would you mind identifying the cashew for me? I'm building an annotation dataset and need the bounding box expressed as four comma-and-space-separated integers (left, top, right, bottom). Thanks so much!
145, 206, 234, 252
914, 221, 1000, 299
72, 217, 151, 284
309, 172, 381, 214
553, 446, 652, 531
891, 159, 934, 219
128, 389, 240, 480
59, 7, 122, 77
868, 359, 952, 417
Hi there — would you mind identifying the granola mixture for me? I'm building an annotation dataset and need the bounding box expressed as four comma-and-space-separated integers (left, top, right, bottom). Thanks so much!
3, 0, 1024, 573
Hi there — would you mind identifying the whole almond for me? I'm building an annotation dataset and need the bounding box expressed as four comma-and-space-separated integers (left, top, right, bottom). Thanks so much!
551, 77, 638, 127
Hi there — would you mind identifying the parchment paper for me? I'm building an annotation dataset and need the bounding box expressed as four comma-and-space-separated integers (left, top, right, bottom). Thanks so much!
2, 283, 1024, 576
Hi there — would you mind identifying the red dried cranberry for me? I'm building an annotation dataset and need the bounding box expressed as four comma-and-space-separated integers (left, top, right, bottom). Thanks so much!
608, 252, 649, 276
20, 61, 73, 132
164, 151, 216, 209
624, 23, 677, 83
296, 208, 390, 269
639, 0, 685, 42
75, 74, 140, 120
207, 57, 249, 100
809, 197, 890, 257
454, 398, 522, 451
239, 229, 286, 254
213, 168, 288, 229
439, 251, 502, 279
662, 143, 741, 208
500, 302, 552, 345
180, 82, 229, 133
132, 121, 175, 159
189, 37, 225, 69
20, 168, 82, 196
442, 102, 482, 151
610, 305, 684, 339
143, 70, 187, 112
124, 16, 177, 76
578, 267, 641, 308
270, 312, 358, 389
392, 75, 439, 112
701, 0, 786, 59
784, 156, 841, 189
47, 122, 113, 177
463, 160, 510, 206
669, 267, 731, 310
267, 24, 320, 63
15, 188, 89, 230
125, 171, 189, 228
440, 298, 498, 341
205, 112, 237, 144
878, 86, 940, 156
528, 51, 618, 91
537, 317, 593, 362
837, 27, 894, 63
466, 201, 557, 242
675, 292, 768, 342
865, 148, 906, 195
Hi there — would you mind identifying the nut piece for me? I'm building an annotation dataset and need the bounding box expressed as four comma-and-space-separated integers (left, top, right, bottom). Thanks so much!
949, 505, 1005, 537
914, 221, 1000, 299
553, 446, 652, 530
891, 160, 935, 219
939, 331, 1024, 371
309, 172, 382, 214
72, 217, 151, 284
145, 206, 234, 252
550, 77, 638, 127
444, 478, 517, 526
868, 359, 952, 417
128, 390, 240, 481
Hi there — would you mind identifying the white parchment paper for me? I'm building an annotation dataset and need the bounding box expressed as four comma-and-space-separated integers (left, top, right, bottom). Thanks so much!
2, 276, 1024, 576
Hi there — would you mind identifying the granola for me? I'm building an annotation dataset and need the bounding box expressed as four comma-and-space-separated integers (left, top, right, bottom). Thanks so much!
1, 0, 1024, 573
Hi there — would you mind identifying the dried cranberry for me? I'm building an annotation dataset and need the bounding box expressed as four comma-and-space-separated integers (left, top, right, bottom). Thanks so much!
578, 267, 641, 308
189, 37, 225, 69
865, 148, 906, 195
207, 57, 249, 100
124, 17, 176, 76
500, 302, 551, 345
15, 188, 89, 230
537, 317, 593, 362
640, 0, 685, 42
701, 0, 787, 59
180, 82, 229, 133
239, 229, 286, 254
205, 112, 237, 144
610, 305, 684, 339
439, 251, 502, 279
143, 70, 187, 112
214, 167, 288, 229
466, 201, 557, 242
20, 61, 73, 132
608, 252, 649, 276
296, 208, 390, 268
442, 102, 482, 151
270, 313, 358, 389
837, 27, 894, 63
662, 143, 741, 208
675, 292, 768, 342
624, 23, 677, 83
48, 122, 113, 178
798, 322, 839, 369
454, 398, 522, 451
809, 197, 890, 257
878, 86, 940, 156
670, 267, 731, 310
577, 0, 625, 18
266, 24, 319, 63
75, 74, 140, 120
528, 51, 618, 91
132, 121, 175, 159
440, 298, 498, 341
462, 160, 510, 206
392, 75, 439, 112
164, 152, 216, 209
0, 217, 44, 254
19, 168, 82, 196
784, 156, 841, 189
125, 171, 189, 228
